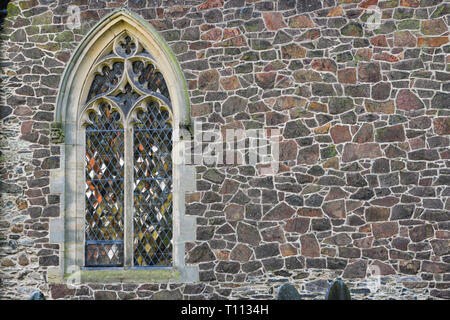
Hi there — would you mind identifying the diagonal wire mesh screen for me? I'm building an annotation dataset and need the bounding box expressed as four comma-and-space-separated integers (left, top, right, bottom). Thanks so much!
133, 101, 173, 267
85, 103, 124, 267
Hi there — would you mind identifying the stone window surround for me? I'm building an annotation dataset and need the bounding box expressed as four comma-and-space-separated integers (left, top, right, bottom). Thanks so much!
47, 9, 198, 284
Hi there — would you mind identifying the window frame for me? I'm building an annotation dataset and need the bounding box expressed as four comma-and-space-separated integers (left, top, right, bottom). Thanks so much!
48, 9, 198, 284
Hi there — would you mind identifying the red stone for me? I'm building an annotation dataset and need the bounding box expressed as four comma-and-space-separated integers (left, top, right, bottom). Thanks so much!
356, 48, 372, 61
400, 0, 419, 7
300, 234, 320, 257
418, 37, 449, 47
330, 125, 352, 144
338, 68, 357, 84
312, 58, 337, 73
21, 120, 34, 135
421, 19, 447, 36
223, 28, 240, 39
201, 28, 222, 41
279, 140, 298, 161
373, 52, 399, 62
280, 244, 298, 257
353, 123, 373, 143
274, 96, 306, 111
225, 204, 244, 221
394, 31, 417, 47
358, 62, 381, 83
434, 117, 450, 135
263, 12, 287, 31
396, 89, 424, 111
288, 15, 315, 28
371, 260, 396, 276
370, 35, 388, 47
322, 200, 346, 219
281, 44, 306, 59
342, 143, 382, 162
296, 207, 322, 217
197, 0, 223, 10
372, 222, 398, 239
220, 76, 241, 90
255, 72, 276, 89
359, 0, 378, 8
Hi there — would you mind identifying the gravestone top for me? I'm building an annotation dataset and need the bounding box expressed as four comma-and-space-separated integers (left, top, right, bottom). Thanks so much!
29, 291, 46, 300
325, 279, 351, 300
276, 283, 302, 300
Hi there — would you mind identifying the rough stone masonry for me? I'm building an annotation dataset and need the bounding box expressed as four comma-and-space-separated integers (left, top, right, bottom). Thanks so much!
0, 0, 449, 300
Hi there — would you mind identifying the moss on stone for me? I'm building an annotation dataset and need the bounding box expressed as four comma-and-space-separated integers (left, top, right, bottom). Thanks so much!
7, 3, 20, 18
322, 145, 337, 158
397, 19, 420, 30
431, 4, 448, 18
32, 11, 53, 25
25, 25, 39, 35
55, 31, 74, 43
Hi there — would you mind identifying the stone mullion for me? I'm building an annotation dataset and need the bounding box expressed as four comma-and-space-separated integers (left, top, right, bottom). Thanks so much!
123, 123, 134, 268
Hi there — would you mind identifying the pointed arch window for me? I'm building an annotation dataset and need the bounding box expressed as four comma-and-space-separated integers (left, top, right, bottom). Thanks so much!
81, 33, 173, 268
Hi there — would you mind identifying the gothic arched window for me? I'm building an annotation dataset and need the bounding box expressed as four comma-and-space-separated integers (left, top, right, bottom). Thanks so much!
51, 10, 197, 283
81, 33, 174, 268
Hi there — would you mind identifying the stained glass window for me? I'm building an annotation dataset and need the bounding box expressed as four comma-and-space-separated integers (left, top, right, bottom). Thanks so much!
133, 102, 173, 266
83, 33, 173, 268
85, 104, 124, 267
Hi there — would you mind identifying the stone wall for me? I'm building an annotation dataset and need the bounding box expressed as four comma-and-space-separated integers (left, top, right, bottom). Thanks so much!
0, 0, 449, 300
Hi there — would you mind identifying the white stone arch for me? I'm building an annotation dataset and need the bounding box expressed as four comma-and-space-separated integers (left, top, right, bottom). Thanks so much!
50, 8, 197, 283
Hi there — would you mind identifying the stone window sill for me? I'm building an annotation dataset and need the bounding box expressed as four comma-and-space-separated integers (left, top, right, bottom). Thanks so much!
64, 267, 181, 283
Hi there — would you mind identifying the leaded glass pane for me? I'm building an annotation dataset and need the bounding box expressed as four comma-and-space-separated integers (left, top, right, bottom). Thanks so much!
133, 101, 173, 267
85, 103, 124, 267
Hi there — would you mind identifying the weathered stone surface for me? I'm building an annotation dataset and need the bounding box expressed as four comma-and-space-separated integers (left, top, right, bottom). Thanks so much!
187, 243, 216, 263
284, 217, 310, 233
409, 224, 434, 242
263, 202, 295, 221
371, 82, 391, 101
342, 143, 382, 162
343, 260, 367, 279
358, 63, 381, 83
283, 120, 310, 138
263, 12, 287, 31
329, 97, 354, 114
396, 89, 424, 111
330, 125, 351, 144
376, 125, 406, 142
366, 207, 390, 222
3, 0, 450, 301
434, 118, 450, 135
341, 22, 363, 37
221, 96, 247, 117
300, 234, 320, 257
322, 200, 346, 219
281, 44, 306, 59
394, 31, 417, 47
372, 222, 398, 239
237, 222, 261, 246
338, 68, 357, 84
198, 69, 219, 91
